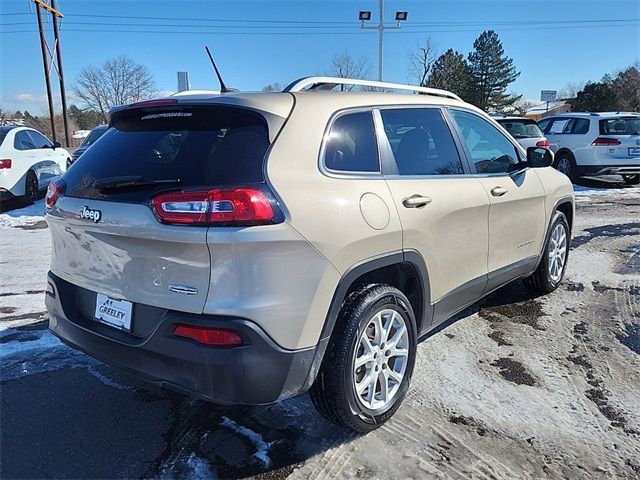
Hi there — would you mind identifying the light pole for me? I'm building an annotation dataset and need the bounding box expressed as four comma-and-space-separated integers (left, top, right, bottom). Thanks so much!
359, 1, 408, 81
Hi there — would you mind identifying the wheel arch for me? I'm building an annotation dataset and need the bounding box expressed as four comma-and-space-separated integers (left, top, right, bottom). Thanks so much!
555, 148, 575, 162
534, 196, 574, 270
303, 251, 431, 390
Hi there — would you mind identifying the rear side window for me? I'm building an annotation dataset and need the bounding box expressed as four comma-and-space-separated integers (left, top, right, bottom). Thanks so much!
497, 119, 544, 139
380, 108, 463, 175
450, 110, 521, 174
323, 111, 379, 173
14, 131, 36, 150
63, 105, 270, 202
570, 118, 590, 134
599, 117, 640, 135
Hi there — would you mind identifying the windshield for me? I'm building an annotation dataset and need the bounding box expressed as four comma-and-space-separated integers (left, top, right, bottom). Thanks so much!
80, 126, 108, 147
497, 119, 544, 139
63, 105, 270, 202
599, 117, 640, 135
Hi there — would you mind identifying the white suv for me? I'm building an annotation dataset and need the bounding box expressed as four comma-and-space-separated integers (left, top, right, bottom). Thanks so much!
538, 112, 640, 184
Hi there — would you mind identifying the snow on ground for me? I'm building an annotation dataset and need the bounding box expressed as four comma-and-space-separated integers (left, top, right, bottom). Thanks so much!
0, 200, 50, 330
1, 184, 640, 479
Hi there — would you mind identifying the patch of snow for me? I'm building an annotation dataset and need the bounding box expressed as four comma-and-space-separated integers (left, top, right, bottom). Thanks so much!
220, 416, 276, 467
0, 327, 64, 358
0, 200, 46, 227
185, 452, 217, 480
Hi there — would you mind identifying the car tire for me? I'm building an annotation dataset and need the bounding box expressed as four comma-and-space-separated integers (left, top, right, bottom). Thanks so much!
524, 211, 570, 294
622, 174, 639, 185
25, 170, 39, 204
309, 284, 417, 433
553, 154, 576, 182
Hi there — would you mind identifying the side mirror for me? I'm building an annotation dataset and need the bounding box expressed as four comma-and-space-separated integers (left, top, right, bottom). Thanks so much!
52, 141, 62, 149
526, 147, 553, 168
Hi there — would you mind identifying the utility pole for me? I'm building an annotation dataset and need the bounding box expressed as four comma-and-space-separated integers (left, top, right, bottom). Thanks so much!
359, 1, 408, 81
31, 0, 70, 147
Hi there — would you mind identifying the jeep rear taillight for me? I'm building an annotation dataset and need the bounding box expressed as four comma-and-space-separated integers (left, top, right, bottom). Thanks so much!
535, 139, 550, 148
45, 179, 66, 208
592, 137, 621, 146
151, 186, 280, 226
0, 159, 12, 169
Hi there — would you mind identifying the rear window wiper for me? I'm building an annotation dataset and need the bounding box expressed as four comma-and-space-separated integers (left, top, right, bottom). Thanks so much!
93, 176, 181, 191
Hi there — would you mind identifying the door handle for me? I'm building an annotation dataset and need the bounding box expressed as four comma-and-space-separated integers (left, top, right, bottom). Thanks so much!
402, 195, 432, 208
490, 186, 508, 197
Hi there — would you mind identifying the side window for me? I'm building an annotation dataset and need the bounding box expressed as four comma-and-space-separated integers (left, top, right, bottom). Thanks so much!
547, 118, 571, 134
537, 118, 552, 133
14, 131, 37, 150
380, 108, 463, 175
571, 118, 590, 134
27, 130, 53, 148
323, 111, 379, 173
450, 110, 521, 174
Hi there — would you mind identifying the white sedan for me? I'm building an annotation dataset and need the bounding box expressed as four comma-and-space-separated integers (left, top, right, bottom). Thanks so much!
0, 126, 71, 203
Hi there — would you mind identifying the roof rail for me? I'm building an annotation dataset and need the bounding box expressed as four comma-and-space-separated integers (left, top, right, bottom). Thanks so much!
282, 76, 462, 101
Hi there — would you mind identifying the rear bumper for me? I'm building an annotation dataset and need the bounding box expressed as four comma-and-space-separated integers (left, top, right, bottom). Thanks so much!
46, 272, 317, 405
577, 164, 640, 177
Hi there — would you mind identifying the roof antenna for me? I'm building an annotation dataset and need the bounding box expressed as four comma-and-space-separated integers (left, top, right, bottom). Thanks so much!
205, 46, 238, 93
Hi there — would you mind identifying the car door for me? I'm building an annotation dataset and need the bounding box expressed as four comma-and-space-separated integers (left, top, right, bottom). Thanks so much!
377, 107, 490, 327
448, 109, 547, 292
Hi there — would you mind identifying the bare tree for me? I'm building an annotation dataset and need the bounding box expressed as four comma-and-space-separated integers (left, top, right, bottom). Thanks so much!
511, 99, 539, 116
73, 55, 157, 121
557, 81, 585, 100
407, 35, 438, 87
262, 82, 283, 92
328, 51, 370, 90
0, 106, 7, 126
612, 61, 640, 112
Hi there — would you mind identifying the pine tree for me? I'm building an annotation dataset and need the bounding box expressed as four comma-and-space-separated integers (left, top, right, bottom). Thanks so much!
574, 82, 617, 112
427, 49, 473, 101
467, 31, 521, 112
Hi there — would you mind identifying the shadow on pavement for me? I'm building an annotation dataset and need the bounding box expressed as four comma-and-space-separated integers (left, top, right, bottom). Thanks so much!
0, 323, 353, 479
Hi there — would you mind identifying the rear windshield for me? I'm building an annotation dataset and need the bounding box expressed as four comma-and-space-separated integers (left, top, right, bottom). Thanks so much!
599, 117, 640, 135
497, 119, 544, 139
63, 105, 270, 202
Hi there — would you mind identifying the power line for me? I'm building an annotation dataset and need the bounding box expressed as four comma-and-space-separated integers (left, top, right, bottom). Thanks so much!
2, 11, 638, 27
3, 18, 638, 29
2, 22, 638, 36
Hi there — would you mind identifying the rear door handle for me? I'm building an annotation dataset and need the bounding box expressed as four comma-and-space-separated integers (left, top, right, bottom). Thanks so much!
490, 186, 508, 197
402, 195, 432, 208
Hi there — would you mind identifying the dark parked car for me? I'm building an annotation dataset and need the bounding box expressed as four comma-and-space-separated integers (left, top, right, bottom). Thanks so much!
70, 125, 108, 167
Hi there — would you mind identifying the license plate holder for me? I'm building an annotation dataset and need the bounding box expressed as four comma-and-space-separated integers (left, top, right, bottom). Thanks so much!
629, 147, 640, 156
94, 293, 133, 331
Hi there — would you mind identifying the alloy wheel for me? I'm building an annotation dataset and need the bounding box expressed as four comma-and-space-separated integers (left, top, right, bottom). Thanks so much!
556, 157, 572, 177
548, 223, 567, 282
26, 172, 38, 202
352, 308, 409, 411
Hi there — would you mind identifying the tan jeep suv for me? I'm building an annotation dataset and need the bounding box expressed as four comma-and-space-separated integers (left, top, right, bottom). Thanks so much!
44, 77, 574, 432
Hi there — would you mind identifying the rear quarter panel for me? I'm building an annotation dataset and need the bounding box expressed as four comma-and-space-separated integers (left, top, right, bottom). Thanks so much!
264, 95, 404, 348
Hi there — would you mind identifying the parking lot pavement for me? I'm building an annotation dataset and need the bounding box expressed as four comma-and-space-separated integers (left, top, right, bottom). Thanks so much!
1, 183, 640, 479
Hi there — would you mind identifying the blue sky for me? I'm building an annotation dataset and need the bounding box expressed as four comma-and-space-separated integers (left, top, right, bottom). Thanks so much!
1, 0, 638, 114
